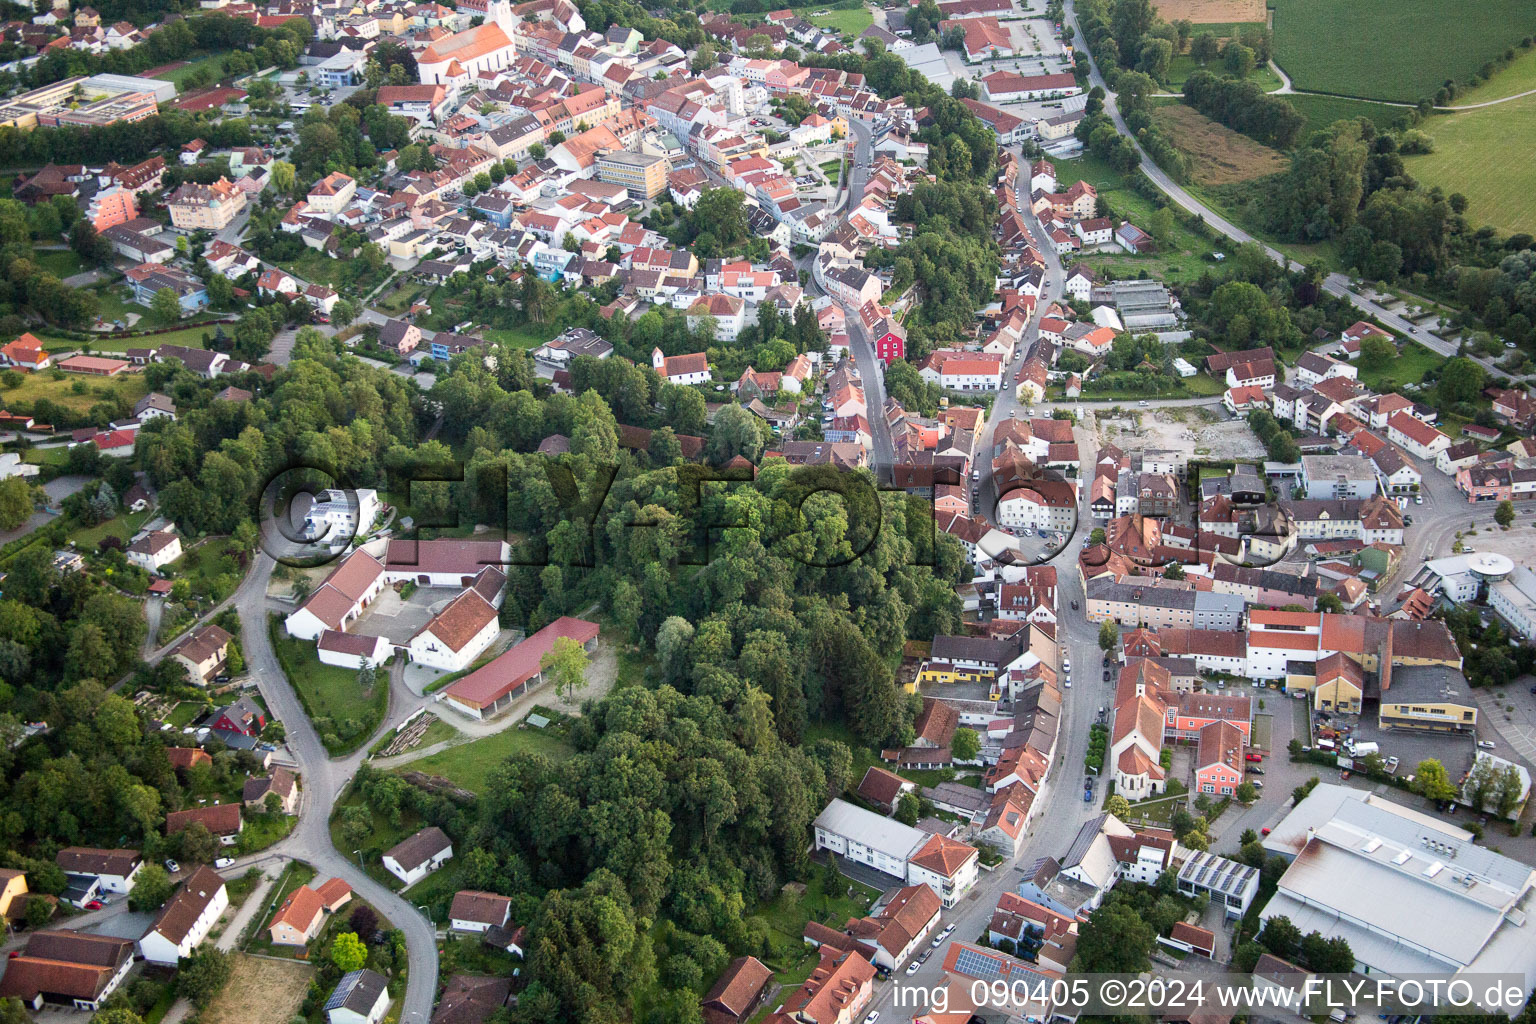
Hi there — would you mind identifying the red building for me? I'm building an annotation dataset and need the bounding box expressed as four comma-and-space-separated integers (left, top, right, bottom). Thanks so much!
860, 299, 905, 365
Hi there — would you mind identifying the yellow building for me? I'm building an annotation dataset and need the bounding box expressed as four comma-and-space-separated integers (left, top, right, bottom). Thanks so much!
0, 868, 28, 918
167, 177, 246, 231
594, 149, 667, 199
1378, 664, 1477, 732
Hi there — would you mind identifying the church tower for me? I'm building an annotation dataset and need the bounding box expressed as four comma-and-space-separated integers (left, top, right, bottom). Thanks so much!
489, 0, 514, 30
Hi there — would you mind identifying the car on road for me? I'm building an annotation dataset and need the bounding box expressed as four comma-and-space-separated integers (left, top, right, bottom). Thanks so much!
918, 950, 931, 964
931, 932, 946, 948
1138, 400, 1148, 407
1478, 740, 1496, 749
1064, 678, 1071, 687
1071, 600, 1079, 610
1261, 826, 1272, 836
215, 857, 236, 869
164, 859, 179, 874
1103, 669, 1111, 681
942, 924, 955, 938
864, 1013, 880, 1024
905, 960, 921, 976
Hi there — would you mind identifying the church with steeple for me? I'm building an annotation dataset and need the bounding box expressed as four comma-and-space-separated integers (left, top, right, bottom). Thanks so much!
416, 0, 519, 87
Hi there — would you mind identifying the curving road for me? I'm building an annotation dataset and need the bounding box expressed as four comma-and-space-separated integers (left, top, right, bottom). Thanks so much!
231, 556, 440, 1024
1063, 0, 1512, 382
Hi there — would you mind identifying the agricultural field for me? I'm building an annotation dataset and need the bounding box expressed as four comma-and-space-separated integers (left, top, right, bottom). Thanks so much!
1152, 0, 1263, 24
1270, 0, 1536, 102
1280, 94, 1412, 137
201, 954, 313, 1024
1150, 104, 1288, 185
1405, 96, 1536, 235
1449, 47, 1536, 105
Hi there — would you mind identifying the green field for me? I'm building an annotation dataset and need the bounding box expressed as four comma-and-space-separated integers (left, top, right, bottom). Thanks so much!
1280, 93, 1413, 137
32, 249, 87, 278
1356, 340, 1445, 393
1449, 47, 1536, 105
809, 7, 872, 36
1271, 0, 1536, 102
1405, 95, 1536, 235
268, 617, 388, 754
152, 51, 232, 91
34, 323, 217, 354
481, 322, 561, 350
0, 368, 148, 415
395, 725, 573, 793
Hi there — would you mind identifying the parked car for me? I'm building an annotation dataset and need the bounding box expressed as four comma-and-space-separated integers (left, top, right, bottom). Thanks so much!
85, 900, 103, 910
905, 960, 921, 976
1083, 788, 1093, 802
215, 857, 236, 869
1478, 740, 1497, 749
1245, 753, 1263, 763
164, 859, 180, 874
1251, 780, 1264, 788
1261, 826, 1272, 836
864, 1013, 881, 1024
1246, 766, 1265, 775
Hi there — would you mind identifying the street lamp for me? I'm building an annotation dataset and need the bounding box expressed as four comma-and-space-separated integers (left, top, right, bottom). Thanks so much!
354, 849, 364, 869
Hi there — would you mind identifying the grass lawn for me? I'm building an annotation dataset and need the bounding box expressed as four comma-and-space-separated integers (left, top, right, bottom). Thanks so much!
1356, 341, 1445, 392
481, 322, 562, 350
376, 281, 429, 316
395, 723, 574, 793
153, 51, 234, 91
1270, 0, 1536, 102
744, 868, 881, 1011
70, 508, 151, 549
1405, 96, 1536, 235
32, 248, 87, 278
22, 445, 72, 468
168, 700, 206, 728
268, 616, 388, 754
236, 812, 297, 857
1279, 94, 1414, 137
1451, 46, 1536, 104
809, 6, 872, 36
0, 369, 148, 416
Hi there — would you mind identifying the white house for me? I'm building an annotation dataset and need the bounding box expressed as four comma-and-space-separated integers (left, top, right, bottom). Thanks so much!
1386, 411, 1451, 460
302, 488, 380, 542
449, 890, 513, 933
811, 799, 979, 907
405, 589, 498, 672
317, 630, 392, 670
383, 826, 453, 886
284, 549, 387, 640
325, 970, 390, 1024
138, 866, 228, 964
126, 530, 181, 572
55, 848, 141, 894
651, 347, 711, 385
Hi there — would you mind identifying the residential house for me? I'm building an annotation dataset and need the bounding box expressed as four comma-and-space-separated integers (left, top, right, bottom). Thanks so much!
383, 827, 454, 886
139, 866, 229, 964
325, 970, 390, 1024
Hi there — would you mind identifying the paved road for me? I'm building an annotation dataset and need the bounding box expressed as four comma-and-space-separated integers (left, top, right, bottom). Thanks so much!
863, 484, 1109, 1016
830, 116, 897, 481
230, 556, 439, 1024
1063, 0, 1511, 382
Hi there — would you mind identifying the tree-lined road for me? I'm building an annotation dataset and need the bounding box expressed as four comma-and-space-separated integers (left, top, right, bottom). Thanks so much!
1061, 0, 1510, 381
